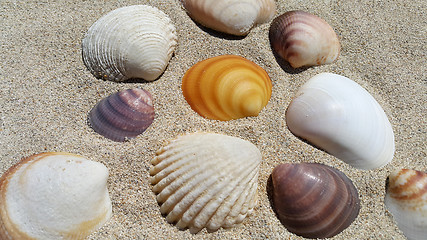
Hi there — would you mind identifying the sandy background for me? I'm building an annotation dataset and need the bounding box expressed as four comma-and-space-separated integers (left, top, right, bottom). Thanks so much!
1, 0, 426, 239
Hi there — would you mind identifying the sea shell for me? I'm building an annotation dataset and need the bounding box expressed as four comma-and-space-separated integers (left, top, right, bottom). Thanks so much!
82, 5, 177, 82
182, 55, 272, 121
180, 0, 276, 36
150, 133, 261, 233
271, 163, 360, 238
385, 169, 427, 240
89, 88, 155, 142
0, 152, 112, 240
286, 73, 395, 169
269, 10, 340, 68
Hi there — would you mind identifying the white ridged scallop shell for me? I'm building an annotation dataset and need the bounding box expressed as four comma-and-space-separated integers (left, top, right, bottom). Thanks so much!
286, 73, 395, 169
180, 0, 276, 36
385, 169, 427, 240
82, 5, 177, 82
0, 152, 112, 240
150, 133, 261, 233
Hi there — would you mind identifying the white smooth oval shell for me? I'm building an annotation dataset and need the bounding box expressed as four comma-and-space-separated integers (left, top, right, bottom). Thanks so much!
180, 0, 276, 36
385, 169, 427, 240
150, 133, 261, 233
82, 5, 177, 82
0, 152, 112, 240
286, 73, 395, 169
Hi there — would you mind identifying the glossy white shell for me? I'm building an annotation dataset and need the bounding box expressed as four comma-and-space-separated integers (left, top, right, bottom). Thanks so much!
0, 152, 112, 240
385, 169, 427, 240
150, 133, 261, 233
286, 73, 395, 169
180, 0, 276, 36
82, 5, 177, 82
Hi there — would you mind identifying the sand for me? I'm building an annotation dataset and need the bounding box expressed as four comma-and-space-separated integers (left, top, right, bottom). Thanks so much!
0, 0, 425, 239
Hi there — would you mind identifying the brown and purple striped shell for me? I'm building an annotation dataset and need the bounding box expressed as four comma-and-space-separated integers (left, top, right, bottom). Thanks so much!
89, 88, 155, 142
271, 163, 360, 238
269, 10, 340, 68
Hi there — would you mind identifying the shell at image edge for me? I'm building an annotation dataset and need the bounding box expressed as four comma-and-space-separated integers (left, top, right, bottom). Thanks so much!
385, 169, 427, 240
150, 133, 261, 233
82, 5, 177, 82
0, 152, 112, 240
180, 0, 276, 36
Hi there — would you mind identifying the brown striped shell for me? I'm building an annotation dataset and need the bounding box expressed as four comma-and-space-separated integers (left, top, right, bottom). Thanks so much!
271, 163, 360, 238
269, 10, 340, 68
89, 88, 155, 142
385, 169, 427, 240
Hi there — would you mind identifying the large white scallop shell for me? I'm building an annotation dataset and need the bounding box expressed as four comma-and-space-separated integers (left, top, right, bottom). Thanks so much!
180, 0, 276, 36
385, 169, 427, 240
150, 133, 261, 233
286, 73, 395, 169
0, 152, 112, 240
82, 5, 177, 82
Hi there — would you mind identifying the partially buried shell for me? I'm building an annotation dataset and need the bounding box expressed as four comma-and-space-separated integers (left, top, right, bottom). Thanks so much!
89, 88, 155, 142
182, 55, 272, 121
286, 73, 395, 170
82, 5, 177, 82
271, 163, 360, 238
150, 133, 261, 233
180, 0, 276, 36
385, 169, 427, 240
269, 10, 340, 68
0, 152, 112, 240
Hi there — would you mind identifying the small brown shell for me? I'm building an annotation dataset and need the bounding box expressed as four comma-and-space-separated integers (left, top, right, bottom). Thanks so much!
89, 88, 155, 142
269, 10, 340, 68
271, 163, 360, 238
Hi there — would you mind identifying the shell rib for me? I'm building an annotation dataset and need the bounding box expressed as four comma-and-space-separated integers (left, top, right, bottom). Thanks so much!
150, 133, 261, 233
180, 0, 276, 36
269, 10, 340, 68
182, 55, 272, 121
89, 88, 155, 142
286, 73, 395, 170
272, 163, 360, 238
385, 169, 427, 240
82, 5, 177, 82
0, 152, 112, 240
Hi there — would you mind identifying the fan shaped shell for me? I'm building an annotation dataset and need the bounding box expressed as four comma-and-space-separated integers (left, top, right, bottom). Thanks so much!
385, 169, 427, 240
0, 152, 112, 240
272, 163, 360, 238
269, 10, 340, 68
182, 55, 272, 121
180, 0, 276, 36
82, 5, 177, 82
150, 133, 261, 233
286, 73, 395, 169
89, 88, 155, 142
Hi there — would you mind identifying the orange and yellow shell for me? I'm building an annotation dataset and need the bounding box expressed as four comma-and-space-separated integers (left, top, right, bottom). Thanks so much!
182, 55, 272, 121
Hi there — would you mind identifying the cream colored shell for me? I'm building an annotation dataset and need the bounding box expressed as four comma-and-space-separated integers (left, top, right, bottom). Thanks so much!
385, 169, 427, 240
0, 152, 112, 240
180, 0, 276, 36
286, 73, 395, 170
82, 5, 177, 82
150, 133, 261, 233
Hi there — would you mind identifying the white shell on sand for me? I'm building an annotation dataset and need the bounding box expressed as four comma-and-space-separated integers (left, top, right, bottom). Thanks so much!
82, 5, 177, 82
150, 133, 261, 233
385, 169, 427, 240
180, 0, 276, 36
0, 152, 112, 240
286, 73, 395, 169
